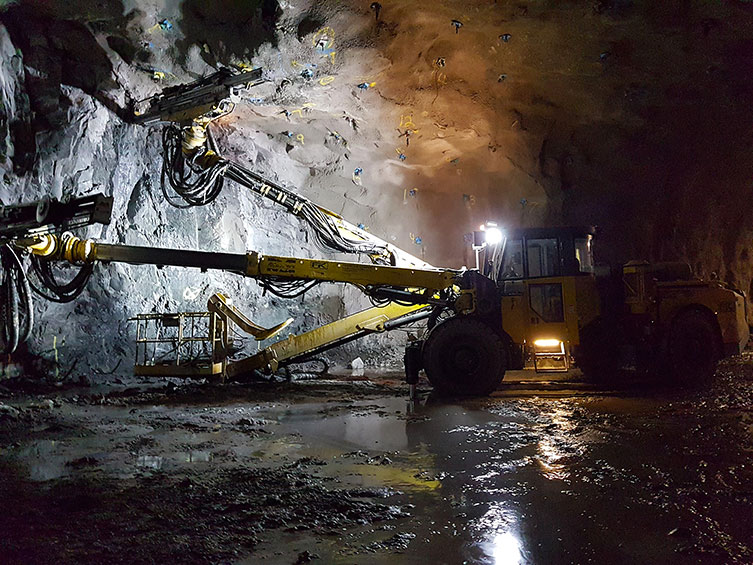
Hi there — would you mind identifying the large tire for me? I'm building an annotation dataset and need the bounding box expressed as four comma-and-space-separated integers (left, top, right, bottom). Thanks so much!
575, 318, 621, 382
667, 310, 721, 384
422, 317, 507, 396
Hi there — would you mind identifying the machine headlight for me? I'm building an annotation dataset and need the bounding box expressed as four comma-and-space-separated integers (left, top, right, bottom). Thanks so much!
485, 226, 504, 246
533, 338, 563, 349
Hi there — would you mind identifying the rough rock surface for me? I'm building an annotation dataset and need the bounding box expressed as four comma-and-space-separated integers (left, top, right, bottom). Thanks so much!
0, 1, 752, 378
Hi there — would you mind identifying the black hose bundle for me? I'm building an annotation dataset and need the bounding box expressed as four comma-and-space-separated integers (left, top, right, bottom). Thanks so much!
161, 125, 229, 207
224, 161, 389, 258
258, 277, 320, 298
27, 254, 93, 303
160, 124, 389, 259
298, 196, 387, 258
0, 245, 33, 354
0, 240, 95, 354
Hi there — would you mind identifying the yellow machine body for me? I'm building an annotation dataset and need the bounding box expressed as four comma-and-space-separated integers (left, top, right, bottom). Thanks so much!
486, 227, 602, 370
623, 261, 749, 356
485, 226, 748, 375
500, 275, 601, 348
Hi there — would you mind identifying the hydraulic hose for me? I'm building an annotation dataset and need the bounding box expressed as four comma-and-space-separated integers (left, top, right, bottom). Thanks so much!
0, 244, 33, 354
0, 237, 95, 353
159, 125, 389, 260
161, 125, 228, 207
27, 255, 93, 303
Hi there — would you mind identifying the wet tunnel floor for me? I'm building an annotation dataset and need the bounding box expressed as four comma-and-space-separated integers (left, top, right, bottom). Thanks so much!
1, 360, 753, 564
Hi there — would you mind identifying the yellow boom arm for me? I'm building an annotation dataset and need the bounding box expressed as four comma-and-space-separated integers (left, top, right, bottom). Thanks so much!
24, 235, 457, 292
21, 234, 459, 377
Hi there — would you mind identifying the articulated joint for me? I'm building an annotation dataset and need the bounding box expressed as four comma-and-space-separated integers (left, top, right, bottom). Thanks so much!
260, 349, 279, 374
22, 234, 95, 264
182, 124, 208, 155
181, 123, 223, 168
245, 250, 262, 277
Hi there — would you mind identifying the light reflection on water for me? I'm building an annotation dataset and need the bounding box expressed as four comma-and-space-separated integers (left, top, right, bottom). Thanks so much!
491, 531, 524, 565
535, 407, 580, 481
474, 502, 527, 564
536, 435, 569, 480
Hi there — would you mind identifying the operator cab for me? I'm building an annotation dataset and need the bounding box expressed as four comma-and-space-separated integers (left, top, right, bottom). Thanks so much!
485, 227, 599, 373
484, 226, 596, 284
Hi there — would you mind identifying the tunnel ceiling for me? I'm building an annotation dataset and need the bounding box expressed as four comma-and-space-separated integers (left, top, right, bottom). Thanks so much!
1, 0, 753, 373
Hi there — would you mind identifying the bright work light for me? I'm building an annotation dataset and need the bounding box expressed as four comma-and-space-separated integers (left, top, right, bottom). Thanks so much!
533, 339, 562, 348
485, 226, 504, 245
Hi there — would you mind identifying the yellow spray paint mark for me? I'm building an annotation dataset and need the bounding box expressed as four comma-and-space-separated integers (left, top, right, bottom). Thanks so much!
312, 27, 337, 64
319, 75, 335, 86
296, 133, 305, 145
291, 60, 301, 68
433, 70, 447, 85
312, 27, 336, 47
399, 114, 416, 129
288, 103, 315, 118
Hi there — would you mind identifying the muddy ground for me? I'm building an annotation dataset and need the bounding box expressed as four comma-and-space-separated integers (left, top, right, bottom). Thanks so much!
1, 360, 752, 564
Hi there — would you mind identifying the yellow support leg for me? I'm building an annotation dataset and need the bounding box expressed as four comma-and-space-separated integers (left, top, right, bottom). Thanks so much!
226, 302, 427, 378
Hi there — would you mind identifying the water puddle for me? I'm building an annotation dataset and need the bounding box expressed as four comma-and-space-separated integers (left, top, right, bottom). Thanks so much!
3, 379, 752, 563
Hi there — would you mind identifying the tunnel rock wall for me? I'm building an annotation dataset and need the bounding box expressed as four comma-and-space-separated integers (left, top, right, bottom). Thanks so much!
0, 2, 402, 379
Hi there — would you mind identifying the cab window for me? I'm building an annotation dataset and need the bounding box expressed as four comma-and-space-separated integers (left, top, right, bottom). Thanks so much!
499, 239, 524, 279
527, 238, 560, 278
574, 237, 594, 273
529, 283, 565, 323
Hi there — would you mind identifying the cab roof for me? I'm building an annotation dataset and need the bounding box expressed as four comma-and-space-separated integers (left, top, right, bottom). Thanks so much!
504, 226, 596, 239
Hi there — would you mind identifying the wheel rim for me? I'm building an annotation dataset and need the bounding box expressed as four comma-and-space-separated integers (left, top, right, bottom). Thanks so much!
452, 345, 481, 374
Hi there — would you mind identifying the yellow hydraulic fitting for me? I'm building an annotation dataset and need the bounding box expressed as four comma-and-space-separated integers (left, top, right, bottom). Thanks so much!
182, 124, 208, 155
60, 234, 94, 263
20, 234, 92, 263
25, 234, 58, 257
195, 150, 222, 168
